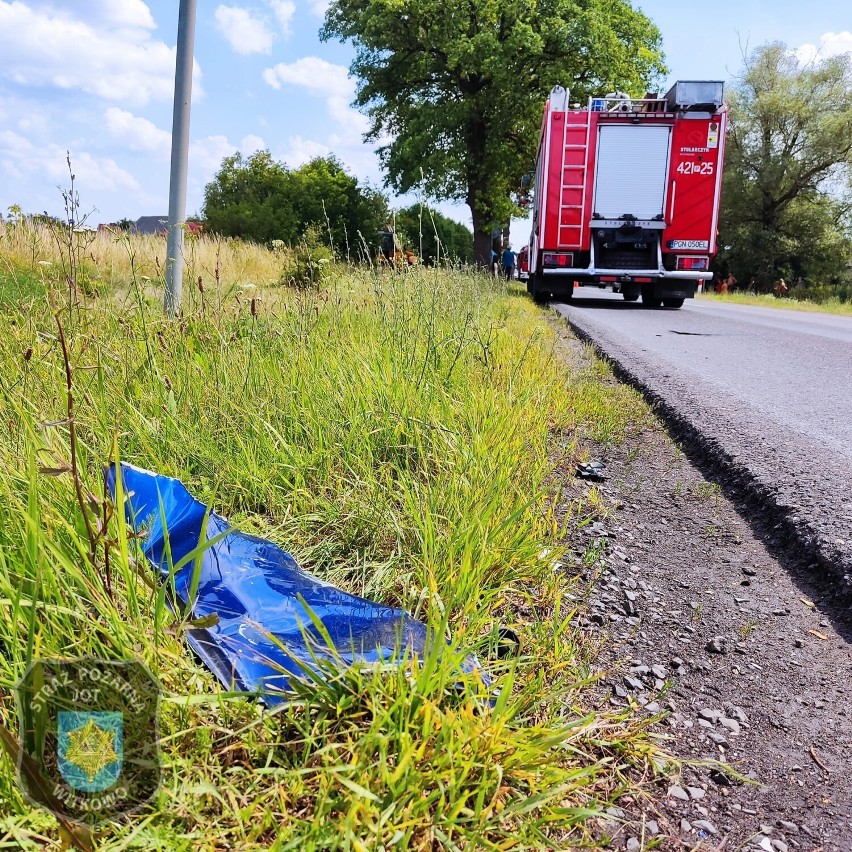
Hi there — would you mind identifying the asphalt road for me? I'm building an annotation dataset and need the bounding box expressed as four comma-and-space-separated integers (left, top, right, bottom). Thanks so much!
553, 289, 852, 589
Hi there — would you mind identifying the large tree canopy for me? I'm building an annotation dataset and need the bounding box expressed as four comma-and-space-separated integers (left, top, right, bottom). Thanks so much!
322, 0, 666, 262
203, 152, 389, 253
717, 43, 852, 290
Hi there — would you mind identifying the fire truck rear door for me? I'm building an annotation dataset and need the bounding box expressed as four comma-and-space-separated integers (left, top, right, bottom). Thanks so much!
592, 124, 672, 219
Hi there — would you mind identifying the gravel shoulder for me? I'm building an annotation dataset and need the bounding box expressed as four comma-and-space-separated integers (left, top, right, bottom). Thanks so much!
550, 317, 852, 851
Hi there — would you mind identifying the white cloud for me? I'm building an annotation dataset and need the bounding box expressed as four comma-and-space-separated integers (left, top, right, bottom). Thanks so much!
263, 56, 351, 97
77, 0, 156, 31
263, 58, 382, 185
104, 107, 170, 153
327, 96, 370, 135
190, 135, 237, 173
266, 0, 295, 34
278, 135, 331, 168
12, 0, 157, 31
214, 5, 273, 55
0, 129, 139, 192
190, 133, 267, 174
0, 1, 201, 106
309, 0, 330, 17
795, 32, 852, 65
263, 56, 368, 138
239, 133, 267, 153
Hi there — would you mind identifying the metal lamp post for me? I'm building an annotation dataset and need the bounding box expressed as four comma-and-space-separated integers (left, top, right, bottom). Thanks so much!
165, 0, 197, 317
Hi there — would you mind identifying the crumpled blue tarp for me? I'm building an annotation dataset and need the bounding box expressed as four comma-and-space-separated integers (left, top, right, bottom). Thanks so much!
106, 463, 435, 702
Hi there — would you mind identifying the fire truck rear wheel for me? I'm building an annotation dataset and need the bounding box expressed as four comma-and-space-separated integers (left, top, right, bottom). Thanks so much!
531, 277, 550, 304
662, 298, 685, 309
641, 284, 662, 308
622, 292, 639, 302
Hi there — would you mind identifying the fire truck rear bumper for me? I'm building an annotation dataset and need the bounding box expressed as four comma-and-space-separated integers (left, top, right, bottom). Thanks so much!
540, 268, 712, 281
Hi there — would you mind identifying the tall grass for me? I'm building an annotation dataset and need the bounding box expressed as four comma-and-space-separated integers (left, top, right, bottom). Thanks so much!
0, 226, 660, 849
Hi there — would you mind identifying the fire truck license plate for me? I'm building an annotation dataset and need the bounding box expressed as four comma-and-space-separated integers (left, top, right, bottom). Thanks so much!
670, 239, 709, 250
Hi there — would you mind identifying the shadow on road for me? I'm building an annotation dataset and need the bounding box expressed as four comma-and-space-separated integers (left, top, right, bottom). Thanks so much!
553, 295, 683, 311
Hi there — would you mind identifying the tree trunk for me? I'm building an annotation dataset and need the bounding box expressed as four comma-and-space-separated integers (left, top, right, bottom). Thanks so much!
468, 201, 493, 269
473, 223, 491, 269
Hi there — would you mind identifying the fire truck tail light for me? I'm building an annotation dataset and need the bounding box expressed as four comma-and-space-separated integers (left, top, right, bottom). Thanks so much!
543, 252, 574, 268
676, 255, 709, 271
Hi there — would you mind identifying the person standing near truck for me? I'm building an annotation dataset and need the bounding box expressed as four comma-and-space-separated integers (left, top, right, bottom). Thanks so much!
380, 223, 400, 264
501, 245, 516, 280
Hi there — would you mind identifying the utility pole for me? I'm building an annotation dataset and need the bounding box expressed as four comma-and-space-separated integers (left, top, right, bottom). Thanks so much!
164, 0, 197, 317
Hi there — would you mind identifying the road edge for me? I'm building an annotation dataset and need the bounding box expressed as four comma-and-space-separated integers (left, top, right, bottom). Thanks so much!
559, 307, 852, 600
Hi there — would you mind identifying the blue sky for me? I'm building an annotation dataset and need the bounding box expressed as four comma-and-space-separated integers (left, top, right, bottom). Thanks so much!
0, 0, 849, 235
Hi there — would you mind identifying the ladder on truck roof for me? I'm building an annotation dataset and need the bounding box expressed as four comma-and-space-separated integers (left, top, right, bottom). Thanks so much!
557, 107, 592, 249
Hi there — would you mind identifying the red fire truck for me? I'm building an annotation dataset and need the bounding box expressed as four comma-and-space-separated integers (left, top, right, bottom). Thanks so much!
526, 81, 727, 308
518, 245, 529, 282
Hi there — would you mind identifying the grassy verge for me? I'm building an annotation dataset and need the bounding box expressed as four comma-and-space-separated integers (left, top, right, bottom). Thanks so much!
698, 290, 852, 316
0, 226, 662, 849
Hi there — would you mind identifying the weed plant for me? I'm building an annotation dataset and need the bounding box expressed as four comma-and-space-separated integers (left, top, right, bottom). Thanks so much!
0, 227, 660, 849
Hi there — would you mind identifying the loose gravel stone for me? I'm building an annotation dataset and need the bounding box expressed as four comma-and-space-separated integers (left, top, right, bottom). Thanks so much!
625, 839, 640, 852
776, 820, 798, 834
680, 818, 692, 834
687, 786, 705, 800
692, 819, 718, 835
769, 840, 789, 852
646, 820, 659, 835
705, 636, 727, 654
725, 704, 749, 723
668, 784, 690, 801
709, 768, 732, 786
719, 717, 742, 734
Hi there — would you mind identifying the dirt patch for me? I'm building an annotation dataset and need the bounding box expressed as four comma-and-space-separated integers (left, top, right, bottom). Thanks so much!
552, 321, 852, 851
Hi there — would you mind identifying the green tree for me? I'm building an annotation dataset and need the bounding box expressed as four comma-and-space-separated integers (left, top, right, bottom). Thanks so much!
289, 156, 389, 257
203, 151, 295, 242
202, 152, 388, 252
717, 43, 852, 291
394, 205, 474, 264
322, 0, 665, 264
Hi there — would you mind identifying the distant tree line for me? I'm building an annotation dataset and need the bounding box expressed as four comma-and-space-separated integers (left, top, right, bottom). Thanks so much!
717, 43, 852, 300
202, 152, 473, 263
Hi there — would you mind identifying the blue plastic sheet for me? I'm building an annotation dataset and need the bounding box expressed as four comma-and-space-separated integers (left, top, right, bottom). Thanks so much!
106, 463, 434, 702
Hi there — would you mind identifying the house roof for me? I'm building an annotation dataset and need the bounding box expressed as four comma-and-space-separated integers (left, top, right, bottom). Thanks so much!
134, 215, 168, 234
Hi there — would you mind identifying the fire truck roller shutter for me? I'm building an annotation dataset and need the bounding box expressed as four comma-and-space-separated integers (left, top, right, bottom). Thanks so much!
593, 125, 672, 220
